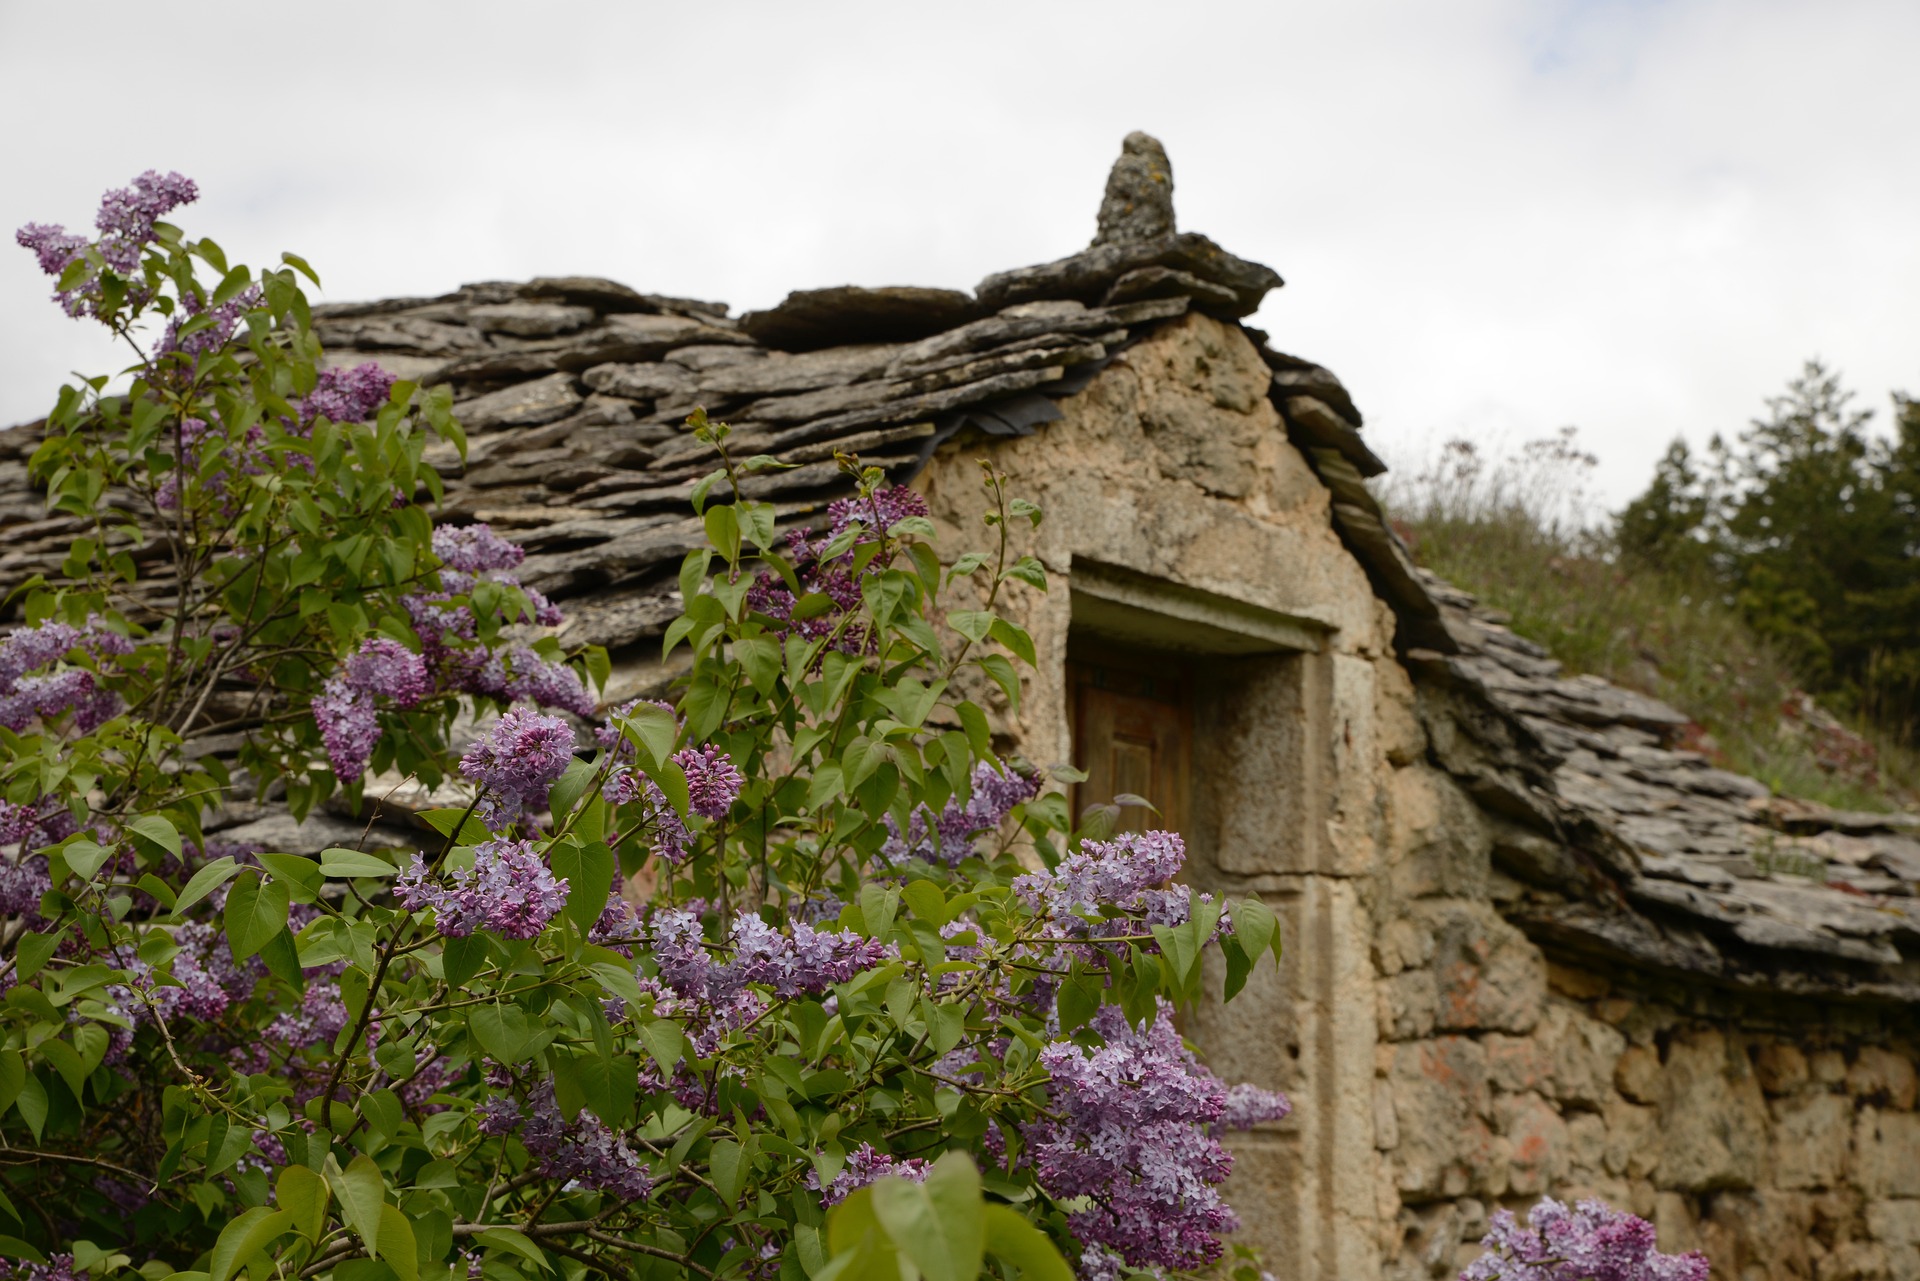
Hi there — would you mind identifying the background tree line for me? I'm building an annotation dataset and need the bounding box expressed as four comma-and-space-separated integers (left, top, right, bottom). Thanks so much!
1618, 362, 1920, 742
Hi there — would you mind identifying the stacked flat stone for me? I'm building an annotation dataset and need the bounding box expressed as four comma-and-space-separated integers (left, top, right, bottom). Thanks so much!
0, 134, 1913, 1001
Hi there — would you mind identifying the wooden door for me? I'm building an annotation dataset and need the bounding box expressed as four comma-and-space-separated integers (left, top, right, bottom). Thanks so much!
1068, 649, 1193, 839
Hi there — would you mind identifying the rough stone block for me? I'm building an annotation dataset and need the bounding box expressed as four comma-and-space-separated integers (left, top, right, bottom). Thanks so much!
1389, 1037, 1500, 1200
1699, 1190, 1817, 1281
1497, 1091, 1570, 1195
1850, 1049, 1919, 1111
1567, 1112, 1609, 1180
1538, 1003, 1627, 1107
1813, 1049, 1850, 1085
1486, 1033, 1550, 1094
1870, 1201, 1920, 1247
1772, 1092, 1857, 1190
1379, 970, 1438, 1041
1858, 1110, 1920, 1198
1418, 901, 1545, 1035
1375, 916, 1435, 977
1758, 1043, 1815, 1095
1604, 1097, 1661, 1178
1389, 767, 1493, 900
1616, 1043, 1663, 1104
1375, 1078, 1400, 1150
1656, 1030, 1770, 1192
456, 372, 582, 431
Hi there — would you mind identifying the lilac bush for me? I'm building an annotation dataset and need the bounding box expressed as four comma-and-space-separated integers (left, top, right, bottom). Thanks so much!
0, 168, 1697, 1281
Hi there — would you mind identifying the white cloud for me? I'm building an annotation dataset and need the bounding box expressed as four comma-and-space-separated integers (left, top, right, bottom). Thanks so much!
2, 0, 1914, 507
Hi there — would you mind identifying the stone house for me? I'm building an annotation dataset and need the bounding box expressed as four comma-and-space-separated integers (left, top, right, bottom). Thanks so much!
3, 135, 1917, 1281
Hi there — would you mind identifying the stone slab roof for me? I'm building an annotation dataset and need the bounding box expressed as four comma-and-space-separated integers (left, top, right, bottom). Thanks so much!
2, 134, 1914, 999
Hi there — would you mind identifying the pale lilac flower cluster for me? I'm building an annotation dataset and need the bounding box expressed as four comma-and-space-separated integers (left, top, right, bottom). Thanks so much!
0, 616, 131, 733
672, 745, 744, 819
1011, 829, 1224, 960
1015, 830, 1185, 917
15, 224, 87, 277
93, 171, 199, 268
1026, 1001, 1284, 1271
15, 170, 197, 318
396, 838, 568, 939
313, 637, 432, 782
1460, 1198, 1710, 1281
881, 759, 1037, 867
648, 909, 890, 1005
313, 679, 380, 783
459, 708, 577, 823
826, 486, 932, 540
1220, 1081, 1294, 1131
729, 915, 892, 998
434, 523, 526, 574
301, 363, 397, 427
500, 1084, 653, 1200
589, 891, 644, 953
1074, 1246, 1131, 1281
805, 1142, 931, 1207
744, 486, 930, 652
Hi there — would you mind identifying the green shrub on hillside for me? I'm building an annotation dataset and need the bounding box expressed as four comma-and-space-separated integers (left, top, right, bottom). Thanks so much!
1380, 420, 1920, 812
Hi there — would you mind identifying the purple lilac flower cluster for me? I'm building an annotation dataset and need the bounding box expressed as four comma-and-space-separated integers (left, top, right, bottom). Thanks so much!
396, 838, 568, 939
384, 523, 586, 731
153, 416, 270, 512
485, 1083, 652, 1199
672, 745, 744, 819
602, 769, 691, 864
0, 616, 132, 733
157, 282, 262, 359
458, 708, 577, 824
1026, 1001, 1289, 1272
312, 636, 433, 781
881, 759, 1038, 867
0, 1253, 80, 1281
260, 981, 352, 1050
15, 170, 197, 318
0, 855, 51, 918
744, 485, 930, 652
805, 1142, 932, 1207
301, 363, 398, 427
1460, 1198, 1710, 1281
1011, 829, 1224, 958
648, 909, 891, 1005
109, 920, 261, 1027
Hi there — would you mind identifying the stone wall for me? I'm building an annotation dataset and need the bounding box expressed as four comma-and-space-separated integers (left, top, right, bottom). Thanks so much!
1371, 754, 1920, 1281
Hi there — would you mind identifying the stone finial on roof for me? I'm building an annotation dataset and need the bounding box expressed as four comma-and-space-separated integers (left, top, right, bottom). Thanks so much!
1094, 131, 1176, 247
975, 132, 1280, 318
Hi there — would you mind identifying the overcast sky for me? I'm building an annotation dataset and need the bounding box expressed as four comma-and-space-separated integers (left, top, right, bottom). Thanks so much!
3, 0, 1915, 508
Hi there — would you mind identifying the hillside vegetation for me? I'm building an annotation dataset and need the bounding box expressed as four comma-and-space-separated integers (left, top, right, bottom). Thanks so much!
1379, 416, 1920, 813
